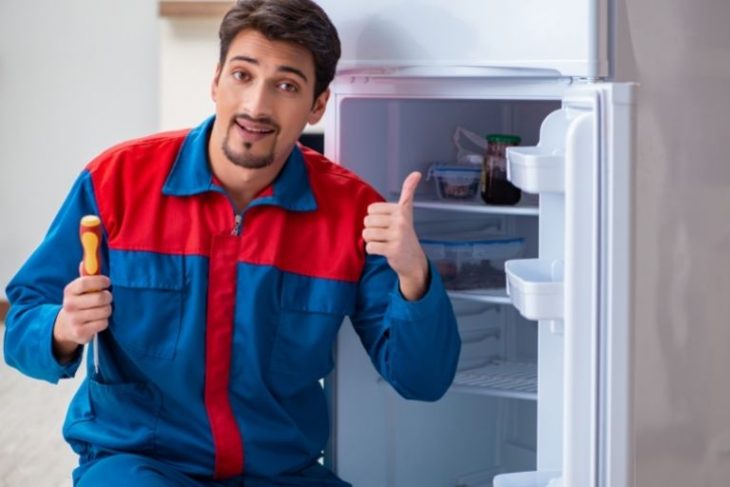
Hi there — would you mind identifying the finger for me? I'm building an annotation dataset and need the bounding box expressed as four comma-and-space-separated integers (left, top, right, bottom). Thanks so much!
364, 214, 392, 229
365, 241, 388, 256
65, 275, 111, 296
362, 228, 391, 243
71, 305, 113, 325
398, 171, 422, 208
367, 202, 397, 215
66, 290, 113, 311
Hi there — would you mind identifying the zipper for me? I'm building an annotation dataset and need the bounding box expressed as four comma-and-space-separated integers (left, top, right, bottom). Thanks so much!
231, 213, 243, 236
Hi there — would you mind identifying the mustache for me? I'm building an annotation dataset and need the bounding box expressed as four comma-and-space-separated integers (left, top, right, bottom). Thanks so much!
232, 113, 279, 131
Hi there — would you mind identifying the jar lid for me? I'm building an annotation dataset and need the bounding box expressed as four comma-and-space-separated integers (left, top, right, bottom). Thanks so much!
486, 133, 522, 145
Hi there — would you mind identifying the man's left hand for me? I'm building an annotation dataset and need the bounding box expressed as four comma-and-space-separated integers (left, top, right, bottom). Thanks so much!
362, 171, 429, 301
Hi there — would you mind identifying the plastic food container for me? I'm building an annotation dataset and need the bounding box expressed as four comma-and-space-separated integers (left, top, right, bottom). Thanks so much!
428, 164, 482, 201
421, 233, 525, 290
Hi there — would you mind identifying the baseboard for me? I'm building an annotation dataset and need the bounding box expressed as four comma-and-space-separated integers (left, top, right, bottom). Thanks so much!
0, 299, 8, 323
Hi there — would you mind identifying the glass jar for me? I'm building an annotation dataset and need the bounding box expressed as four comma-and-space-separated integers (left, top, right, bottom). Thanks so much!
480, 133, 522, 205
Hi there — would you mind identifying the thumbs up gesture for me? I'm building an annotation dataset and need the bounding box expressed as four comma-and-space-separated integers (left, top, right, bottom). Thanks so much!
363, 171, 429, 301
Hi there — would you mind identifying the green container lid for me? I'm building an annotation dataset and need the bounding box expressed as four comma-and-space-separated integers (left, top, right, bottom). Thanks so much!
486, 133, 522, 145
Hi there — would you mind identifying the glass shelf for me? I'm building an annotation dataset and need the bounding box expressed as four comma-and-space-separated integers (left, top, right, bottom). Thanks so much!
413, 197, 539, 216
447, 288, 512, 306
450, 361, 537, 401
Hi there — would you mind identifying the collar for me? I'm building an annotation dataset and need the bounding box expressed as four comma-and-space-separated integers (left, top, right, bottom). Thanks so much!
162, 116, 317, 212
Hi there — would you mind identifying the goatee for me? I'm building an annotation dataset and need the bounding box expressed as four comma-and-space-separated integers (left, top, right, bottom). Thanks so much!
222, 114, 279, 169
222, 138, 274, 169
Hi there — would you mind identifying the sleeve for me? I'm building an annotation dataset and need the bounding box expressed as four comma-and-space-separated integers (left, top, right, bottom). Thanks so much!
350, 254, 461, 401
3, 170, 102, 384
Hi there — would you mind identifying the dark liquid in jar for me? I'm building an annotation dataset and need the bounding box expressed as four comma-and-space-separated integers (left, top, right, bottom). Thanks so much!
481, 168, 521, 205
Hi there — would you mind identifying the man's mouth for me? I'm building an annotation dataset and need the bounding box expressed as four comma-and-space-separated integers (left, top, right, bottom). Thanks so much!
234, 118, 277, 140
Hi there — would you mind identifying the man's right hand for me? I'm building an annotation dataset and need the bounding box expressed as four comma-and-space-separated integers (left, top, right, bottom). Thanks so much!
52, 274, 113, 363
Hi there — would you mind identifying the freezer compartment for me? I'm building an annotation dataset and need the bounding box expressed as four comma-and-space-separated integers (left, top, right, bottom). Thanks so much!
493, 470, 562, 487
505, 259, 564, 321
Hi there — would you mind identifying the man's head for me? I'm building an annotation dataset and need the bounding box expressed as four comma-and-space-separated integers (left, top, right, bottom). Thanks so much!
210, 0, 341, 172
218, 0, 340, 102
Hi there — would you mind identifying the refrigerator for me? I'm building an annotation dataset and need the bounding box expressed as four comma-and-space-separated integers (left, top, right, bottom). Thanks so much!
316, 1, 633, 486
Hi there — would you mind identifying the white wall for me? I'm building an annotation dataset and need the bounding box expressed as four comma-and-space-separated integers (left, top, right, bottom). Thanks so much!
159, 17, 220, 131
0, 0, 159, 299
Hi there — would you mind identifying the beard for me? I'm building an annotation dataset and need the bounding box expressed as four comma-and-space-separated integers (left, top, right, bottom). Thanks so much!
221, 115, 279, 169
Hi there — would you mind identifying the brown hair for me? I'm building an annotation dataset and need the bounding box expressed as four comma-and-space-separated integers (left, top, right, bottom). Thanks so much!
219, 0, 341, 100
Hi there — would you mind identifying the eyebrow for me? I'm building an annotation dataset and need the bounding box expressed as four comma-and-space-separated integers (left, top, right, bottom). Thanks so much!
228, 55, 309, 83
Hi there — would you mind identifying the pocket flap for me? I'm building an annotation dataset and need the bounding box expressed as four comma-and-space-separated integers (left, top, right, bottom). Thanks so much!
109, 250, 183, 290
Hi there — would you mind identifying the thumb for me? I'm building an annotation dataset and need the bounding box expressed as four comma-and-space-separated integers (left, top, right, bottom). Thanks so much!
398, 171, 422, 208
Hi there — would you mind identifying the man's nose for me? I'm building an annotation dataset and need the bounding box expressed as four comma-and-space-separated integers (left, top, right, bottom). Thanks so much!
240, 80, 273, 119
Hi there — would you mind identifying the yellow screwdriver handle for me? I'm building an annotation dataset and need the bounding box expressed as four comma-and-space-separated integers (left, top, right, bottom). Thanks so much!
80, 215, 102, 276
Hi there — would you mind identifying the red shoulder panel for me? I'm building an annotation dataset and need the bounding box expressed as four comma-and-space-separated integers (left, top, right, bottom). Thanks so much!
88, 130, 233, 256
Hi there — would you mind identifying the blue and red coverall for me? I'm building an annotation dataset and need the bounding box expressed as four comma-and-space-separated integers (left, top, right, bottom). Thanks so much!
3, 116, 461, 485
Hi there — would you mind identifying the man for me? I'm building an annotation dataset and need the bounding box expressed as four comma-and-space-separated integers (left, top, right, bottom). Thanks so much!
3, 0, 460, 485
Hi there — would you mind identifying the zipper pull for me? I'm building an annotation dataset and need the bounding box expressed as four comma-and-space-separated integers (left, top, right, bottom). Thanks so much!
231, 213, 243, 236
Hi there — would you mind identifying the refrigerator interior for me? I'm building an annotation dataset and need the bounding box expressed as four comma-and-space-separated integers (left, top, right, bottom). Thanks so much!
328, 96, 563, 487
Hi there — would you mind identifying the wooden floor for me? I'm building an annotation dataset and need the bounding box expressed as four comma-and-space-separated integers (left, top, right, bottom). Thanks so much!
0, 326, 81, 487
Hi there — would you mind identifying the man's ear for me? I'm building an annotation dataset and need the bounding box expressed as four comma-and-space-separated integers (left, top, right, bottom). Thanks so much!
211, 64, 222, 102
307, 89, 330, 125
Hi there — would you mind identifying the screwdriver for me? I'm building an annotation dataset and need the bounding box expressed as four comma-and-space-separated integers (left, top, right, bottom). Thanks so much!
80, 215, 103, 377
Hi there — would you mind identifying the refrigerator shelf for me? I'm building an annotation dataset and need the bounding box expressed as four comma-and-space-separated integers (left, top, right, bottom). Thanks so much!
507, 146, 564, 194
413, 198, 539, 216
505, 259, 564, 321
447, 288, 512, 305
451, 361, 537, 401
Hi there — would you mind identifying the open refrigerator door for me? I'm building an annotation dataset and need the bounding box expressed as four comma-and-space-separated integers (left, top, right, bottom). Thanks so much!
324, 75, 632, 487
498, 82, 633, 487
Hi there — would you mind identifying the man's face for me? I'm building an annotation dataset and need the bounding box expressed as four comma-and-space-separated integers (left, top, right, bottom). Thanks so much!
211, 29, 328, 170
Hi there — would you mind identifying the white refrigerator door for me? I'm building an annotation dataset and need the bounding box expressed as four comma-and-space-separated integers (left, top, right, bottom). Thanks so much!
563, 82, 632, 487
506, 81, 633, 487
315, 0, 609, 78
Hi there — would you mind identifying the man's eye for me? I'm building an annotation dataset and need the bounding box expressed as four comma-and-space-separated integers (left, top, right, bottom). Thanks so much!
232, 71, 249, 81
278, 82, 298, 93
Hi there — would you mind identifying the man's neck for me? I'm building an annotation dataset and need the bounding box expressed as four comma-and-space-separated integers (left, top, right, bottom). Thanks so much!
208, 147, 289, 212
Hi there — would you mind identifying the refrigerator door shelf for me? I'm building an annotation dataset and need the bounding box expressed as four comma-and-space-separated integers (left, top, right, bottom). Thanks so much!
506, 107, 572, 194
505, 259, 564, 321
450, 360, 537, 401
507, 147, 564, 194
493, 470, 562, 487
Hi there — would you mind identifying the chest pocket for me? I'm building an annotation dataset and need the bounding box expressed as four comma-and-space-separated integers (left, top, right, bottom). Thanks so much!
109, 251, 184, 360
269, 272, 356, 394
